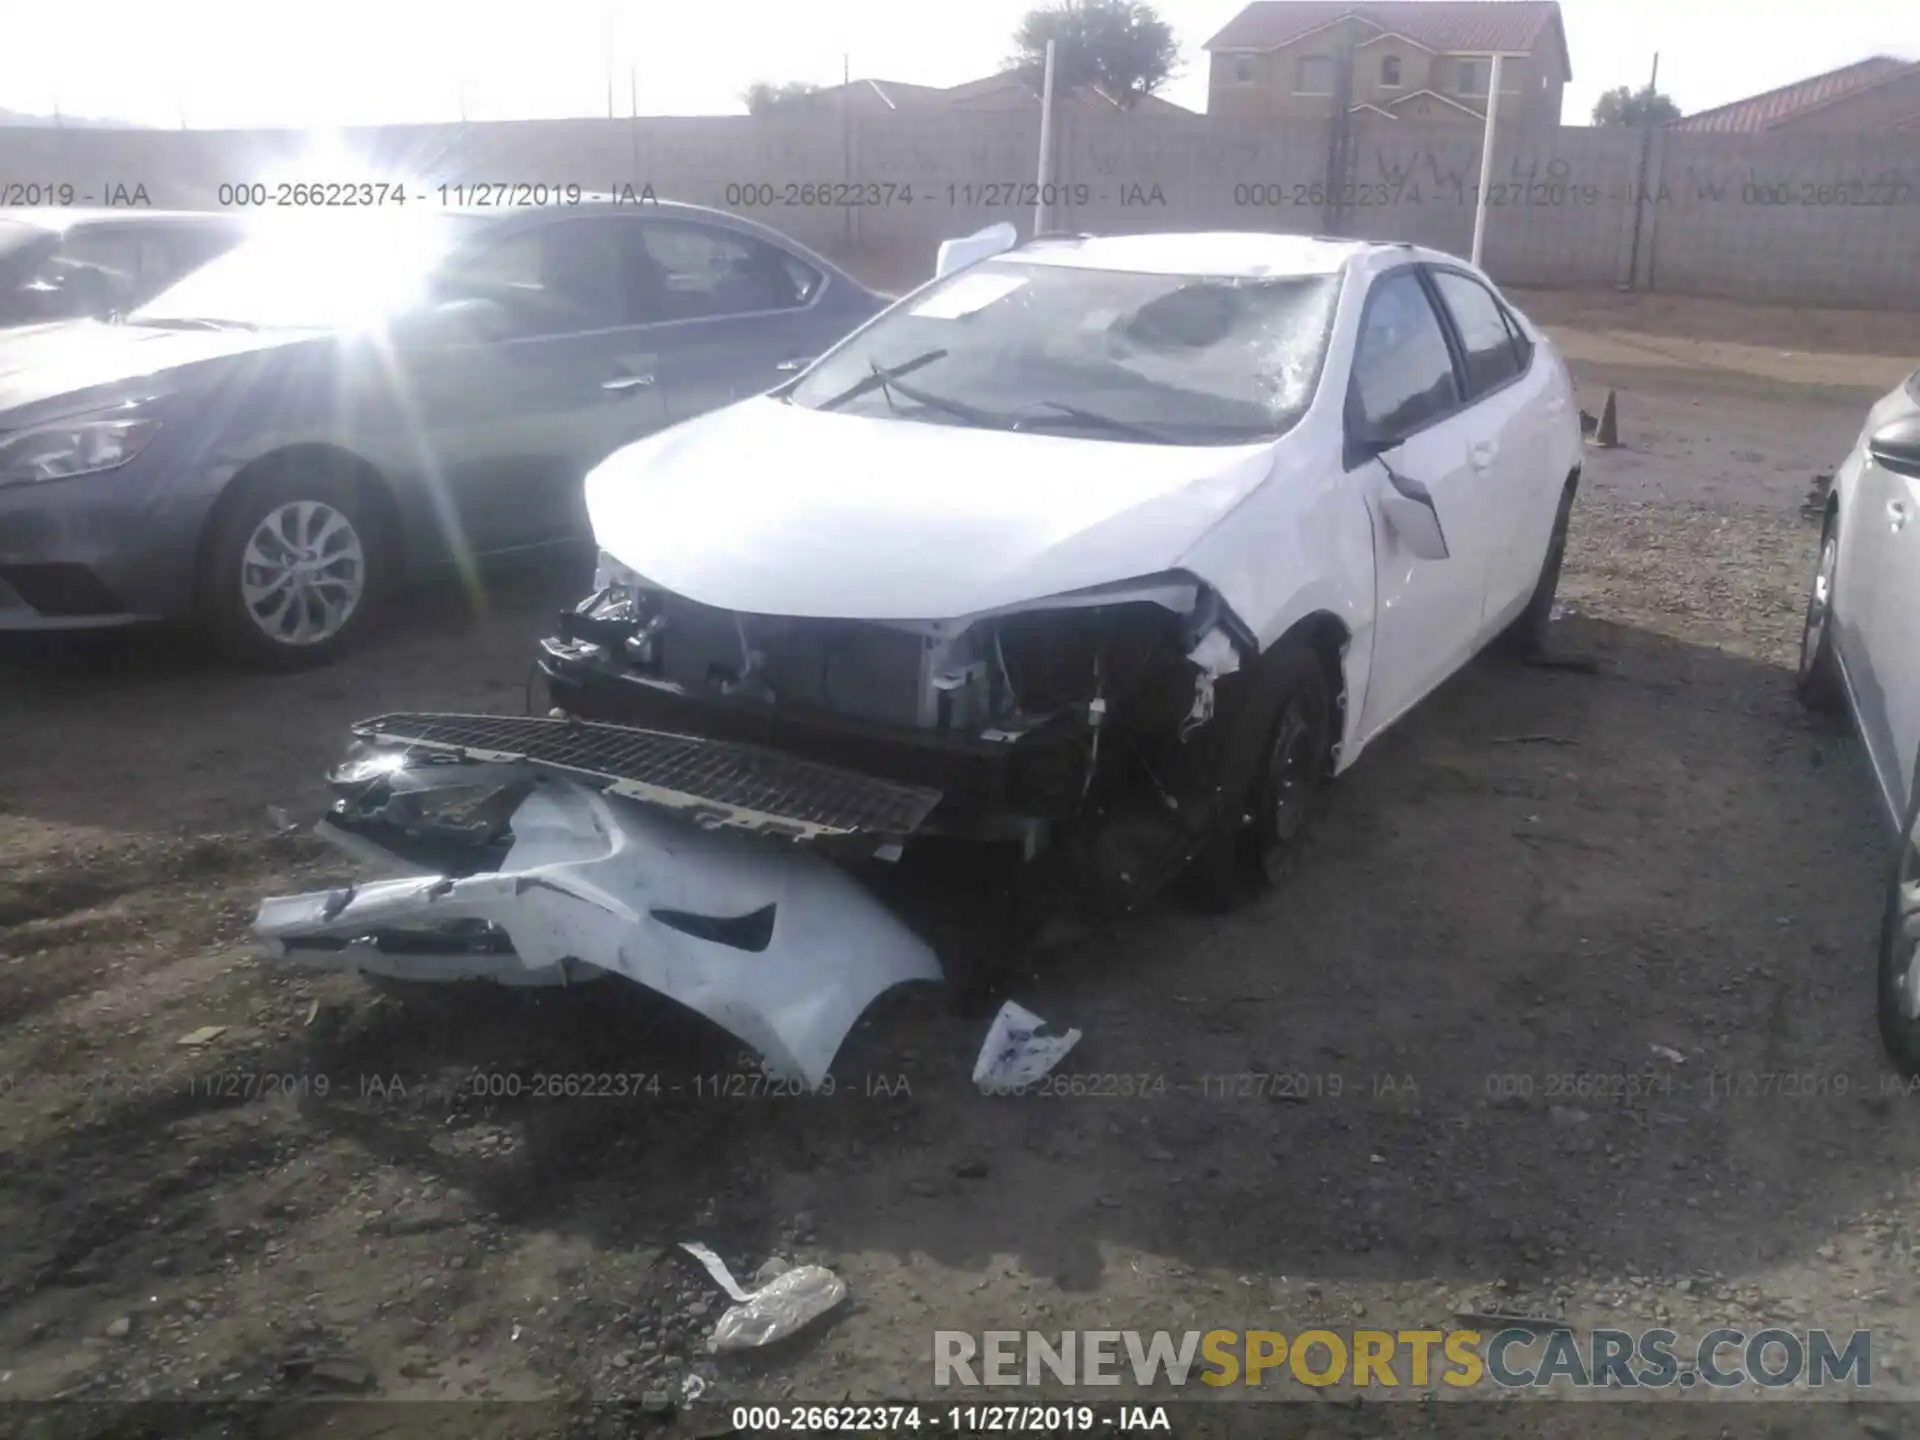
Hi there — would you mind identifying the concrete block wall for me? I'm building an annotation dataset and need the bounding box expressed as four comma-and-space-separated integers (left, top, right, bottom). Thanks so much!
3, 114, 1914, 309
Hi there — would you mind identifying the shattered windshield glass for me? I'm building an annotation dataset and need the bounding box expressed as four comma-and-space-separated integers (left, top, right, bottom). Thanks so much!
789, 258, 1342, 446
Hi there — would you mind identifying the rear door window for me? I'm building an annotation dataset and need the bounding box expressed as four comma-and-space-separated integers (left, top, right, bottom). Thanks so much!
435, 218, 631, 338
1430, 270, 1528, 397
629, 221, 820, 322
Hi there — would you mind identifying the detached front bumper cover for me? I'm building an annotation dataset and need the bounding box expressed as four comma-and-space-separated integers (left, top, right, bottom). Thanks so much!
253, 715, 947, 1089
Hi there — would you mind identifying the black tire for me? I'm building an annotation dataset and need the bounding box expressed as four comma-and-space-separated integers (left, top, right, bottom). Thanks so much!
1796, 510, 1845, 713
200, 461, 387, 668
1877, 781, 1920, 1076
1176, 643, 1332, 912
1502, 478, 1578, 657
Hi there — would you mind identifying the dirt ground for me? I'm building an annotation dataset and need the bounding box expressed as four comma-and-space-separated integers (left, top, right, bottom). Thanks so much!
2, 286, 1918, 1437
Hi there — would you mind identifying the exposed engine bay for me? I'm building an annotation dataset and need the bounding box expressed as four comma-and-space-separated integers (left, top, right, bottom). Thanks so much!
538, 555, 1263, 907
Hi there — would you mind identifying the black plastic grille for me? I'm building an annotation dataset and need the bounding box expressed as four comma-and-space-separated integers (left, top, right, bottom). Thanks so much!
0, 563, 124, 617
352, 713, 943, 840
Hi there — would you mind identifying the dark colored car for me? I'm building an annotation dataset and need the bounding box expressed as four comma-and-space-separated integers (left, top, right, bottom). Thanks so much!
0, 209, 248, 327
0, 201, 886, 661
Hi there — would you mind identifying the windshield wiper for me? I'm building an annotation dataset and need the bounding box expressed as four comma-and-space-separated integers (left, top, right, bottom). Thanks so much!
1014, 399, 1179, 444
813, 348, 948, 411
887, 374, 1000, 427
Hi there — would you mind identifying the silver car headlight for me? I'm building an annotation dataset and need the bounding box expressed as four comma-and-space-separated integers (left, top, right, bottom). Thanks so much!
580, 549, 658, 626
0, 410, 161, 488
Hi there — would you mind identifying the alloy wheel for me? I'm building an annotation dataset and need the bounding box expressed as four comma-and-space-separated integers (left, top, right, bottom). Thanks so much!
239, 499, 367, 647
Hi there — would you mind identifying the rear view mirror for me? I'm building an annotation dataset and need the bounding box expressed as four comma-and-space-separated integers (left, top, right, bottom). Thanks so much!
1869, 415, 1920, 479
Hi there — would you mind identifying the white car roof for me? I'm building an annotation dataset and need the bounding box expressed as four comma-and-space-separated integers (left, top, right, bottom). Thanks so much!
1010, 231, 1401, 279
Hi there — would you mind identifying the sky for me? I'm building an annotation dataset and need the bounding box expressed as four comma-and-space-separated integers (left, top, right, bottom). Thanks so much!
0, 0, 1909, 128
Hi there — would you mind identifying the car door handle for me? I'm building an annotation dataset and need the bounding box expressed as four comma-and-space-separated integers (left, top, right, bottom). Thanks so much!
1469, 442, 1497, 470
1890, 499, 1911, 531
602, 374, 655, 394
774, 356, 814, 373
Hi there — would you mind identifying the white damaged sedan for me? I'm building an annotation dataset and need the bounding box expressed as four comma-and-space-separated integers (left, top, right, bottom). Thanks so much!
256, 231, 1584, 1085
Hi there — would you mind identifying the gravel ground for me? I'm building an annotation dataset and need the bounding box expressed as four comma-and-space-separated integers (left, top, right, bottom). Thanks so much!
0, 290, 1916, 1438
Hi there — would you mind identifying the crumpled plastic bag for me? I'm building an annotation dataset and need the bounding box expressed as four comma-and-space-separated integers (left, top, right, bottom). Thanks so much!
680, 1241, 847, 1353
708, 1265, 848, 1353
972, 1000, 1081, 1093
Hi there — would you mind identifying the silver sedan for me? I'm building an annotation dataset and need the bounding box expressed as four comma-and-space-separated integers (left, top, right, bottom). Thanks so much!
0, 201, 884, 663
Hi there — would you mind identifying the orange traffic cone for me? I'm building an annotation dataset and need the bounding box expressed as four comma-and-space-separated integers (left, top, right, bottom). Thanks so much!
1594, 389, 1620, 448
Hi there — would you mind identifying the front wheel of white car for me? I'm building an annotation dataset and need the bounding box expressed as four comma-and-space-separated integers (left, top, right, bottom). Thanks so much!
1796, 511, 1846, 713
1175, 642, 1332, 912
1877, 783, 1920, 1076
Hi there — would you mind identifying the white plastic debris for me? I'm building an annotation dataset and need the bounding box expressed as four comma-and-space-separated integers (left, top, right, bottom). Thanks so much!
709, 1268, 848, 1352
680, 1242, 847, 1353
1181, 628, 1243, 739
681, 1372, 707, 1402
972, 1000, 1081, 1093
256, 780, 942, 1089
1651, 1044, 1687, 1065
680, 1242, 752, 1302
934, 221, 1018, 279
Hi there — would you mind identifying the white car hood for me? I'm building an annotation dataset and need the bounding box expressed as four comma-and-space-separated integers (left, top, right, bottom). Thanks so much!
583, 396, 1277, 620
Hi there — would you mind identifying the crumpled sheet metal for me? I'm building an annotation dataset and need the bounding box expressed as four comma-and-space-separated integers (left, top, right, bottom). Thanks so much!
254, 778, 943, 1089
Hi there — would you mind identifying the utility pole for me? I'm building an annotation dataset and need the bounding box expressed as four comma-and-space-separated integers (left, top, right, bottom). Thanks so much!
1468, 53, 1505, 267
842, 53, 854, 248
1034, 40, 1058, 234
1625, 51, 1660, 290
1322, 27, 1357, 236
604, 2, 615, 119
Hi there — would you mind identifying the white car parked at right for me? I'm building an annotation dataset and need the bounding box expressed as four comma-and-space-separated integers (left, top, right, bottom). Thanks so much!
1794, 367, 1920, 1071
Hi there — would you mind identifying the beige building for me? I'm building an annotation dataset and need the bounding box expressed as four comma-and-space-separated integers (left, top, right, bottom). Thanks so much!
1204, 1, 1571, 128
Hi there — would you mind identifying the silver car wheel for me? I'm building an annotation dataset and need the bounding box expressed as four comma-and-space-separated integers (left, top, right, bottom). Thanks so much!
238, 500, 367, 647
1800, 534, 1836, 677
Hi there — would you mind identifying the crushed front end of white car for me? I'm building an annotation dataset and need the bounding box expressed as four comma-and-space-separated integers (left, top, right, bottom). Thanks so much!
255, 233, 1370, 1085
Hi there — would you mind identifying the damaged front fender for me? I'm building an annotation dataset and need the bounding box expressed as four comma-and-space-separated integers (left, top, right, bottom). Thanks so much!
255, 776, 943, 1090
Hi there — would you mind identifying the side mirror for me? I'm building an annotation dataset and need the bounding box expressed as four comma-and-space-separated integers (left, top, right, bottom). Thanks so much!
1349, 423, 1396, 463
1869, 414, 1920, 480
1377, 463, 1451, 561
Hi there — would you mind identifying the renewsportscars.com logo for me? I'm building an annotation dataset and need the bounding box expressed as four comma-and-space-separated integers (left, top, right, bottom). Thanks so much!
932, 1327, 1873, 1391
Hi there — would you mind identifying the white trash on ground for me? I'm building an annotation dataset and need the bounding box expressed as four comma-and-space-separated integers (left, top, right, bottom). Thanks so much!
972, 1000, 1082, 1093
679, 1241, 847, 1353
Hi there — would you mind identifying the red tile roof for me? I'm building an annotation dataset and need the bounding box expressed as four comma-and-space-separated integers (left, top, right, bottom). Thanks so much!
1205, 2, 1567, 76
1668, 55, 1920, 133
